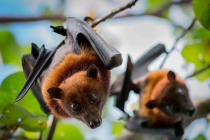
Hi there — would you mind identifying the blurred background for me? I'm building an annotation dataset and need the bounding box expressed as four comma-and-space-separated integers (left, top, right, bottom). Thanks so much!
0, 0, 210, 140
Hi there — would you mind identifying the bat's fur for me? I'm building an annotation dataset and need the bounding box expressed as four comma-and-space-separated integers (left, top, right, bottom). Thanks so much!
42, 44, 110, 120
134, 70, 194, 127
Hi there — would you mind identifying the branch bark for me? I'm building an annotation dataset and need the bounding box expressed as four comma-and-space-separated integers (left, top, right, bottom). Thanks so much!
46, 116, 58, 140
0, 15, 66, 23
159, 17, 196, 68
185, 64, 210, 79
91, 0, 138, 27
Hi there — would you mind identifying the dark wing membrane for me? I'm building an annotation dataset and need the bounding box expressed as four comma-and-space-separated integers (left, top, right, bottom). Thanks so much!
132, 44, 166, 80
21, 52, 51, 115
115, 55, 134, 113
65, 17, 122, 70
111, 44, 166, 114
110, 44, 166, 96
14, 41, 64, 102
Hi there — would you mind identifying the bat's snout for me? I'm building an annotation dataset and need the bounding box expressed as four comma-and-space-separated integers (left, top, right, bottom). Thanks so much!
184, 106, 195, 117
88, 118, 101, 129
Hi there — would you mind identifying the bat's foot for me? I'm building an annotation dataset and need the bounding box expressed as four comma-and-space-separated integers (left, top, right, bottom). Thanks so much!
174, 125, 184, 137
124, 116, 150, 131
174, 120, 184, 137
125, 115, 184, 138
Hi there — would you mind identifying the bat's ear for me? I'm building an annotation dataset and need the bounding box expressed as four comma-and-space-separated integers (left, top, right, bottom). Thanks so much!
87, 64, 99, 78
145, 100, 159, 109
47, 87, 63, 99
167, 70, 176, 82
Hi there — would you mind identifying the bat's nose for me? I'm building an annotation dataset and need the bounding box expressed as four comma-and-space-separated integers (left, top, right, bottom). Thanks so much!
89, 119, 101, 129
185, 106, 195, 117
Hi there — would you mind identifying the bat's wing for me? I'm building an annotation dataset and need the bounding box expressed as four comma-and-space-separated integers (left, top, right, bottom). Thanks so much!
115, 55, 139, 114
14, 41, 64, 102
132, 44, 166, 80
110, 44, 166, 96
65, 17, 122, 70
21, 44, 51, 115
111, 44, 166, 113
125, 116, 184, 138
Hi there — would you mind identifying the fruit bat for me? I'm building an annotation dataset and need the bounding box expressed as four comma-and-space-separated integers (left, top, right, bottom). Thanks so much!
110, 44, 195, 137
111, 44, 166, 113
14, 17, 122, 129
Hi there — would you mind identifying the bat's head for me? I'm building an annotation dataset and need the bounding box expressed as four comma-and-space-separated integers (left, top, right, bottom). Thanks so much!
47, 64, 107, 129
145, 71, 195, 118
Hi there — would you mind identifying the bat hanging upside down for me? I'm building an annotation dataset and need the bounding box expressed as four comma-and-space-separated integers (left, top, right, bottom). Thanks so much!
14, 17, 122, 129
111, 54, 195, 137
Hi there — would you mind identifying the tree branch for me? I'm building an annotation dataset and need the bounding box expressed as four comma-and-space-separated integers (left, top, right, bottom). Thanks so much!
46, 116, 58, 140
185, 64, 210, 79
91, 0, 138, 27
0, 15, 66, 23
0, 0, 191, 24
159, 17, 196, 68
114, 0, 192, 19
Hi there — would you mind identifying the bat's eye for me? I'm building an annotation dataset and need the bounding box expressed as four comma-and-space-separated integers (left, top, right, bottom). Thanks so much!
90, 92, 98, 103
166, 104, 173, 111
71, 103, 81, 112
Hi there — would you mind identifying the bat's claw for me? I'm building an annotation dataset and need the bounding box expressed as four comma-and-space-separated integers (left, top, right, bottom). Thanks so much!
50, 25, 67, 36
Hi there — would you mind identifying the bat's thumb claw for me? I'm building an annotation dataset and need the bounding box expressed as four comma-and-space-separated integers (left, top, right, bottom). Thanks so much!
50, 25, 56, 30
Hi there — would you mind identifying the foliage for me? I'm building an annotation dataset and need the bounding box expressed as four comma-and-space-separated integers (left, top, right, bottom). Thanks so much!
193, 134, 206, 140
0, 71, 47, 138
193, 0, 210, 31
112, 121, 124, 135
181, 26, 210, 81
0, 31, 30, 66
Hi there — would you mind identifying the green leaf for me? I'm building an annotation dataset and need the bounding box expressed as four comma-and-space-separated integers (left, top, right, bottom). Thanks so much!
146, 0, 168, 13
20, 115, 47, 131
53, 121, 84, 140
192, 28, 210, 41
0, 31, 30, 65
193, 134, 206, 140
0, 72, 45, 115
0, 90, 14, 113
0, 103, 47, 132
0, 103, 30, 126
193, 0, 210, 30
112, 121, 124, 135
182, 43, 210, 81
42, 120, 84, 140
23, 131, 40, 140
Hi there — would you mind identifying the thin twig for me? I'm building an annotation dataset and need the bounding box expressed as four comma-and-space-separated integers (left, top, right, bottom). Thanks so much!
91, 0, 138, 27
185, 64, 210, 79
114, 0, 192, 19
46, 116, 58, 140
159, 17, 197, 68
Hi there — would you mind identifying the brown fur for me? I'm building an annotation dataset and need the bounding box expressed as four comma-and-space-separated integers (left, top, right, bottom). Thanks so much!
136, 70, 185, 126
41, 44, 110, 118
